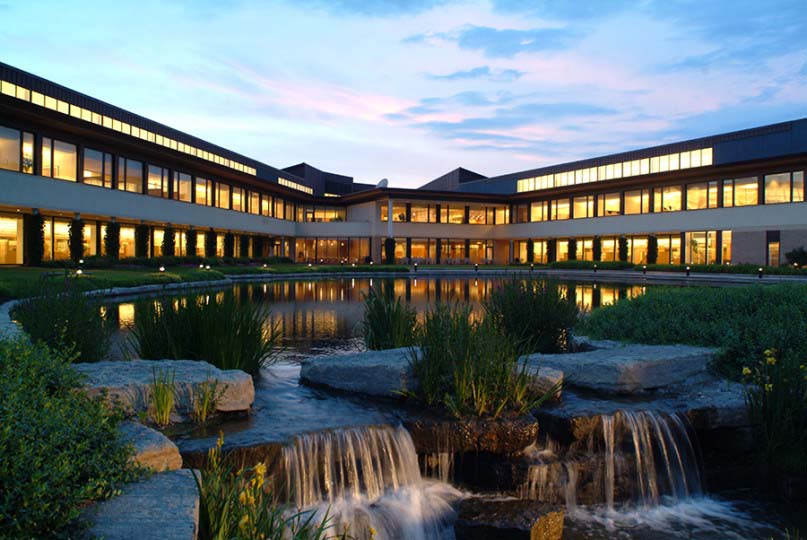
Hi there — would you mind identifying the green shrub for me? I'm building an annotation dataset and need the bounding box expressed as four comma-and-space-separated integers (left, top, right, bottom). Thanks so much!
484, 277, 580, 354
163, 224, 176, 257
104, 221, 120, 260
579, 284, 807, 377
361, 284, 416, 350
0, 337, 139, 539
785, 246, 807, 267
195, 436, 340, 540
129, 292, 281, 375
411, 303, 559, 418
744, 349, 807, 475
639, 263, 807, 275
12, 277, 113, 361
68, 218, 84, 263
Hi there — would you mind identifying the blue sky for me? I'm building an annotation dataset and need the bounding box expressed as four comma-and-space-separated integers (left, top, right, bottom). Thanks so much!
1, 0, 805, 187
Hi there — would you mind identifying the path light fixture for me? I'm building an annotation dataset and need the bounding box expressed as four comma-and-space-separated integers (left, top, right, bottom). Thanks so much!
199, 264, 204, 269
474, 263, 478, 273
263, 263, 267, 268
686, 265, 691, 276
159, 266, 165, 272
642, 264, 647, 275
308, 262, 312, 268
340, 260, 344, 266
758, 267, 764, 279
76, 269, 83, 276
593, 264, 598, 273
370, 260, 374, 265
414, 262, 418, 272
352, 263, 356, 267
79, 259, 84, 265
530, 263, 534, 273
205, 265, 211, 270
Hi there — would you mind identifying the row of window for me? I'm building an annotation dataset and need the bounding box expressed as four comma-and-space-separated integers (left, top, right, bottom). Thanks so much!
381, 203, 510, 225
0, 79, 256, 175
279, 177, 314, 195
514, 231, 731, 266
0, 124, 345, 222
514, 172, 804, 223
516, 147, 714, 193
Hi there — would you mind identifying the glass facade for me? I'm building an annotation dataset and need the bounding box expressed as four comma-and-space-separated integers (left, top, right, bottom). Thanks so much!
117, 158, 142, 193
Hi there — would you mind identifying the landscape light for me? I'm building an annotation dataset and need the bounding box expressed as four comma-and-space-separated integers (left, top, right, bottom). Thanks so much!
199, 264, 204, 269
205, 265, 210, 270
76, 269, 83, 275
308, 262, 312, 268
686, 266, 691, 277
758, 267, 764, 279
593, 264, 598, 273
263, 263, 267, 268
642, 264, 647, 275
530, 263, 534, 273
474, 263, 478, 273
159, 266, 165, 272
79, 259, 84, 265
414, 262, 418, 272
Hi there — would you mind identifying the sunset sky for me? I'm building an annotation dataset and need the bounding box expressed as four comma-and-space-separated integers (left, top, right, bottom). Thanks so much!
2, 0, 805, 187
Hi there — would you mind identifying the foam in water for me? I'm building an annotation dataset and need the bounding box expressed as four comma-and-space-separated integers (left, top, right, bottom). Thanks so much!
280, 425, 461, 540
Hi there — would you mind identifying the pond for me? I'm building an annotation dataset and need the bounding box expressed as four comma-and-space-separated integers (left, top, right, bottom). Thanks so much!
104, 276, 800, 540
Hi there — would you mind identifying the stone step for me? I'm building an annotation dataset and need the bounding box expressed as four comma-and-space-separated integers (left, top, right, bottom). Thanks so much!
86, 469, 199, 540
120, 421, 182, 472
74, 359, 254, 418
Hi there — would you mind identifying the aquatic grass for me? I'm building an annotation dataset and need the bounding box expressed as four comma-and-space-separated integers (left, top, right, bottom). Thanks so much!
195, 435, 344, 540
149, 367, 176, 427
578, 284, 807, 377
12, 274, 113, 361
361, 283, 417, 350
484, 277, 580, 354
129, 292, 281, 376
412, 303, 560, 419
193, 376, 226, 424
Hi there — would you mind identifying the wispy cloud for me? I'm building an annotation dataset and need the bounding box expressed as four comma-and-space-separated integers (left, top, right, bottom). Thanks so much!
427, 65, 524, 81
405, 24, 577, 57
289, 0, 452, 17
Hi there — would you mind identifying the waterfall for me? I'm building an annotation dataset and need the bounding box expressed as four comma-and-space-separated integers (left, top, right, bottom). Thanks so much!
421, 452, 454, 483
521, 410, 702, 511
280, 425, 461, 540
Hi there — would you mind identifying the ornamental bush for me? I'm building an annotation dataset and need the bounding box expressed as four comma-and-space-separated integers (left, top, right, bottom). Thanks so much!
0, 337, 139, 539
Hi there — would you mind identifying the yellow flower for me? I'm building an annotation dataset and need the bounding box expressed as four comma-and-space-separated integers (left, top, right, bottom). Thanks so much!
369, 526, 377, 540
800, 364, 805, 371
763, 348, 776, 357
239, 491, 247, 505
764, 383, 773, 392
742, 367, 751, 376
766, 357, 776, 366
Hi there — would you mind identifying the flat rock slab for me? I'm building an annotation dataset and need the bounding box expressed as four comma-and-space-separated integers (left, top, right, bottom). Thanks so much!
455, 498, 564, 540
75, 359, 254, 415
120, 421, 182, 472
87, 469, 199, 540
524, 343, 717, 393
300, 347, 415, 398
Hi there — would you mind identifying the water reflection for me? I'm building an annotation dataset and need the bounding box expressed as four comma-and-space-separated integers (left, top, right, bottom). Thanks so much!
108, 278, 647, 358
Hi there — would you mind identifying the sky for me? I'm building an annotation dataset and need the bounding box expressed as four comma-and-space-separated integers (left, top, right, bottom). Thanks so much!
1, 0, 806, 188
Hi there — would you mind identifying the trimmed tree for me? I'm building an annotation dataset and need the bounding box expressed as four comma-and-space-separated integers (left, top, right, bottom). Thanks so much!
618, 235, 629, 262
223, 232, 235, 258
104, 222, 120, 260
568, 238, 577, 261
547, 238, 557, 263
186, 229, 197, 257
162, 224, 176, 257
134, 224, 149, 258
239, 234, 250, 258
204, 229, 216, 258
647, 235, 658, 265
68, 218, 84, 263
384, 237, 396, 264
24, 213, 45, 266
253, 236, 264, 259
526, 239, 534, 263
592, 236, 602, 262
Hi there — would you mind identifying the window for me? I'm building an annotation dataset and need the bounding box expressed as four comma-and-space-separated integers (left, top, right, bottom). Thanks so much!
0, 215, 23, 264
656, 234, 682, 265
686, 182, 718, 210
410, 205, 430, 223
0, 126, 20, 172
654, 186, 682, 212
685, 231, 718, 264
261, 195, 272, 217
598, 193, 621, 216
274, 197, 285, 219
573, 196, 594, 219
530, 201, 548, 222
249, 191, 260, 215
147, 165, 170, 198
43, 138, 77, 181
83, 148, 113, 187
195, 178, 213, 206
216, 183, 231, 209
551, 199, 570, 220
468, 205, 486, 224
495, 206, 509, 225
723, 177, 758, 207
624, 189, 650, 215
764, 171, 804, 204
447, 206, 465, 224
116, 158, 142, 193
232, 187, 245, 211
173, 172, 191, 202
515, 204, 529, 223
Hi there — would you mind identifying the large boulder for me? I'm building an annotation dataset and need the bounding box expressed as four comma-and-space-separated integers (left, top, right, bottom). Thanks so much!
86, 469, 199, 540
300, 347, 415, 398
74, 359, 254, 416
455, 498, 564, 540
120, 421, 182, 472
524, 343, 717, 393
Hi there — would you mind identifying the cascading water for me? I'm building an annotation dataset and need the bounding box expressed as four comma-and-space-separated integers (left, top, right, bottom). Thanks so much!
280, 424, 461, 540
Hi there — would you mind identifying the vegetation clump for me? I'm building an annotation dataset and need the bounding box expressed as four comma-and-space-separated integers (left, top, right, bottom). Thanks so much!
195, 436, 341, 540
411, 303, 559, 419
0, 337, 139, 539
12, 276, 113, 361
129, 292, 281, 376
484, 277, 580, 354
149, 367, 176, 427
361, 283, 416, 350
578, 284, 807, 377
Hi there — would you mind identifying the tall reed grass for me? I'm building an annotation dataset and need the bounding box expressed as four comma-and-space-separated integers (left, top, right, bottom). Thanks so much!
129, 292, 280, 375
361, 284, 416, 350
149, 367, 176, 427
484, 277, 580, 354
12, 276, 113, 361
